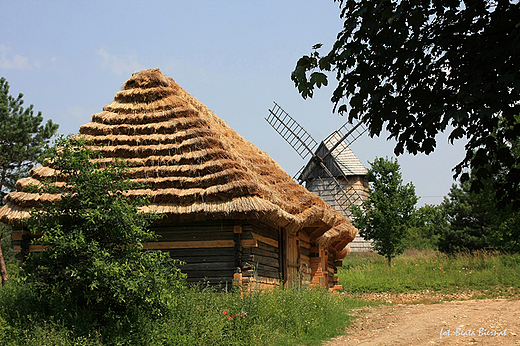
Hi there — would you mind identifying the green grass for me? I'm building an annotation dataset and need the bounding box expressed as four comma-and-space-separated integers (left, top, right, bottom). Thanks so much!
0, 281, 372, 346
3, 249, 518, 345
338, 249, 520, 294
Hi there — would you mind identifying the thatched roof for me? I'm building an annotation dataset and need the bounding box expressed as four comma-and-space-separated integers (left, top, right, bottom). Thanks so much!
0, 68, 356, 252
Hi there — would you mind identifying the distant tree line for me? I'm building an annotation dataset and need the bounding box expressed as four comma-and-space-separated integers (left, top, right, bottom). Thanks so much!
353, 156, 520, 266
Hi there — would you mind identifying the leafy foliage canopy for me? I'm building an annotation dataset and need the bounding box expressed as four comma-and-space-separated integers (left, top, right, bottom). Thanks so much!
0, 77, 58, 203
352, 157, 417, 266
24, 137, 185, 319
292, 0, 520, 208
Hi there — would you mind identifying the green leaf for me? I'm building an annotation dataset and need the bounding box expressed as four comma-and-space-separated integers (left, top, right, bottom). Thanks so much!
310, 72, 329, 88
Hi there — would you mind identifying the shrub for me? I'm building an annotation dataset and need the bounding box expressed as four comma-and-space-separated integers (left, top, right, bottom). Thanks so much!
23, 137, 185, 321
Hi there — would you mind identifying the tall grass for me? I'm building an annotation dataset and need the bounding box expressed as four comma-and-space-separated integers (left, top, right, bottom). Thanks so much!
338, 249, 520, 294
0, 281, 370, 346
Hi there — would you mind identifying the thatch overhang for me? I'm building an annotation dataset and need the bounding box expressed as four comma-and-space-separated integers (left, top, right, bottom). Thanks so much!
0, 68, 357, 253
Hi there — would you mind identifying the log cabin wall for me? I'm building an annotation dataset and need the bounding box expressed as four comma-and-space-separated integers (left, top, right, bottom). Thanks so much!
149, 220, 237, 285
239, 220, 282, 288
12, 219, 339, 289
239, 222, 319, 289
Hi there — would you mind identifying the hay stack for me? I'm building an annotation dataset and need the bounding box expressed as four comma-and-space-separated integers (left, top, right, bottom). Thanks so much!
0, 68, 357, 252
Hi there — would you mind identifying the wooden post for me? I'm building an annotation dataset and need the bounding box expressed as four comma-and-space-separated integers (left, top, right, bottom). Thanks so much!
234, 220, 243, 283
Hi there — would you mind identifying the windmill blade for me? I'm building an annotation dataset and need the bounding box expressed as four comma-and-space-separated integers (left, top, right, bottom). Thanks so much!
322, 120, 367, 161
265, 102, 318, 159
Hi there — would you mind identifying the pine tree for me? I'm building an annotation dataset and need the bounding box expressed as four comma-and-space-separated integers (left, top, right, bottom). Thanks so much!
0, 77, 58, 286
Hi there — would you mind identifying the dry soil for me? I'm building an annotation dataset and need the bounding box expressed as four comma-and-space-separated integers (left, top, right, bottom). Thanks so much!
324, 292, 520, 346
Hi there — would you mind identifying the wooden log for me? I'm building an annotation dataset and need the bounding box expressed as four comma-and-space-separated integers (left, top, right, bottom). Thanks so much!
28, 245, 46, 252
299, 240, 311, 249
255, 264, 281, 279
309, 225, 329, 241
167, 248, 234, 258
299, 232, 311, 243
247, 254, 280, 268
300, 247, 311, 257
251, 221, 279, 239
185, 270, 233, 279
300, 254, 310, 262
145, 239, 258, 250
251, 246, 279, 259
241, 266, 280, 279
186, 276, 233, 284
173, 255, 235, 264
241, 239, 258, 248
242, 269, 255, 277
257, 241, 278, 253
144, 240, 235, 250
180, 262, 236, 271
11, 232, 24, 241
234, 220, 243, 234
11, 231, 41, 241
154, 231, 235, 242
252, 232, 278, 248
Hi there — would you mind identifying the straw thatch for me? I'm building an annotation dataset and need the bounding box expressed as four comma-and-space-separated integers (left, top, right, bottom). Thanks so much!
0, 68, 357, 252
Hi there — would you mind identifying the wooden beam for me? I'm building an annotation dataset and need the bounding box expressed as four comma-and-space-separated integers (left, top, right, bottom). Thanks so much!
247, 254, 280, 268
310, 225, 329, 241
241, 239, 258, 248
252, 232, 278, 248
144, 240, 235, 250
234, 220, 243, 234
11, 231, 41, 241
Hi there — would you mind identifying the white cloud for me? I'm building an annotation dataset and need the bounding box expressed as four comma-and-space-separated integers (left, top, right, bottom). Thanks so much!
0, 44, 32, 70
98, 49, 145, 76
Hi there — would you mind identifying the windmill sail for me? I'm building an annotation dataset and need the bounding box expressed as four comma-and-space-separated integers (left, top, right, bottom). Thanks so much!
265, 102, 317, 159
326, 121, 367, 160
266, 102, 368, 217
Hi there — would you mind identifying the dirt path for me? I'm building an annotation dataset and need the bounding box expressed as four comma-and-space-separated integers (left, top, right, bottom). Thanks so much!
324, 295, 520, 346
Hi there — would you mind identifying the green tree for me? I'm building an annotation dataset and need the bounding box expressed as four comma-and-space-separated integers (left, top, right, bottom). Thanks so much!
24, 137, 185, 320
437, 177, 520, 254
0, 77, 58, 202
291, 0, 520, 209
401, 204, 444, 251
0, 77, 58, 286
352, 157, 418, 266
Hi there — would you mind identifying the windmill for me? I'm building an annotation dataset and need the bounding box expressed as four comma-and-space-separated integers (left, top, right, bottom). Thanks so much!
265, 101, 372, 252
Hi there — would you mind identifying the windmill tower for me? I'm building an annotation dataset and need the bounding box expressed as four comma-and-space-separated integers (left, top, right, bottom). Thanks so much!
266, 102, 372, 252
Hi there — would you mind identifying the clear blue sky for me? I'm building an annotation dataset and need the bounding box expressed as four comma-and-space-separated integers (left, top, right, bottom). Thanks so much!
1, 0, 466, 206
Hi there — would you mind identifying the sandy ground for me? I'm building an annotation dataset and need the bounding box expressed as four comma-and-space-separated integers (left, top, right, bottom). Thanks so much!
323, 293, 520, 346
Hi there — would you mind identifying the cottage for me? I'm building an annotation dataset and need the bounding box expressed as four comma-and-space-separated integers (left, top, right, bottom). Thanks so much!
0, 69, 357, 289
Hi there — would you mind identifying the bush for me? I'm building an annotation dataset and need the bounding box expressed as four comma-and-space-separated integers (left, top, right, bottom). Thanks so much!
23, 137, 185, 320
0, 282, 368, 346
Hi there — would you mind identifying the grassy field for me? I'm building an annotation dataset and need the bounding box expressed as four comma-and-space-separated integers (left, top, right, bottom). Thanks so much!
1, 249, 519, 345
338, 249, 520, 295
